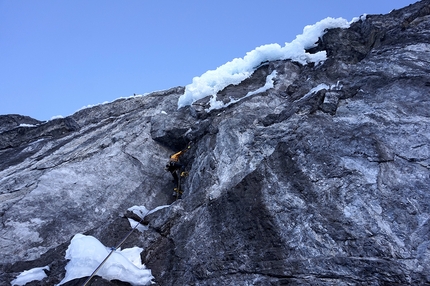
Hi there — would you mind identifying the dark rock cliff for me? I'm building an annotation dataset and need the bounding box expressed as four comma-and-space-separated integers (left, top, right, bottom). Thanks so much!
1, 1, 430, 285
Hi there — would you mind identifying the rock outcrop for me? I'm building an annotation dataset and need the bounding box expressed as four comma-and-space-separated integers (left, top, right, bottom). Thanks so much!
1, 1, 430, 285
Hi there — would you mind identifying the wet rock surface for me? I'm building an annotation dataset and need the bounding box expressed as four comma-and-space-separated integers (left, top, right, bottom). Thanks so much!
1, 1, 430, 285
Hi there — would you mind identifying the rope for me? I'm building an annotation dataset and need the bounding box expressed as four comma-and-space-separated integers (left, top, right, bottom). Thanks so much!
82, 213, 146, 286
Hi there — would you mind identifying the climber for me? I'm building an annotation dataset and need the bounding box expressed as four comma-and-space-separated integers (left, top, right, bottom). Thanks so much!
165, 143, 191, 195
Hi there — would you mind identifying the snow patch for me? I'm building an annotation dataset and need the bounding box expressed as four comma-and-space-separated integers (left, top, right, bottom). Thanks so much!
207, 71, 277, 111
128, 204, 170, 219
18, 123, 37, 127
147, 205, 170, 216
11, 266, 49, 286
126, 205, 150, 232
58, 205, 170, 284
295, 83, 330, 102
50, 115, 64, 120
127, 218, 149, 233
128, 205, 150, 219
351, 14, 368, 23
58, 234, 153, 285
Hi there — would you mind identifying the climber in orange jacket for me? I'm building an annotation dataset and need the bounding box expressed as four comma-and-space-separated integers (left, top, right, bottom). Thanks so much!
165, 143, 191, 188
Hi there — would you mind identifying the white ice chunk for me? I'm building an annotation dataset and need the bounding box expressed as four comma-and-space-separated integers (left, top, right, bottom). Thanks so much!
58, 234, 153, 285
11, 266, 49, 286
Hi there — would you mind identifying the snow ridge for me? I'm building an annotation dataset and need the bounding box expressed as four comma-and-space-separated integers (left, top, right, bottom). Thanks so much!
178, 17, 350, 109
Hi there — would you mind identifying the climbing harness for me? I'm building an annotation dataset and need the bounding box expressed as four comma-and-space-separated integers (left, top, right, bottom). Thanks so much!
82, 213, 146, 286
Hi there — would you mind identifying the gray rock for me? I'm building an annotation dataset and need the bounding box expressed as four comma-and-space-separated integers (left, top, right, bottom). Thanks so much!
0, 115, 42, 134
1, 1, 430, 285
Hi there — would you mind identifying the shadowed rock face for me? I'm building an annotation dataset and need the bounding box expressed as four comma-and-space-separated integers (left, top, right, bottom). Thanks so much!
1, 1, 430, 285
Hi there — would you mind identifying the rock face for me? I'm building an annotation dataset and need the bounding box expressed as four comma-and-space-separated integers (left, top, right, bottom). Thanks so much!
1, 1, 430, 285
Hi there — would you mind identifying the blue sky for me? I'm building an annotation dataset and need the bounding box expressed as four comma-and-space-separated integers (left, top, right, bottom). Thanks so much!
0, 0, 416, 121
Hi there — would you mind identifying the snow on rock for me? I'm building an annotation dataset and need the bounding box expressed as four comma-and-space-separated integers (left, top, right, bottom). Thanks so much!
18, 124, 37, 128
50, 115, 64, 120
128, 204, 170, 219
294, 83, 330, 102
58, 234, 153, 285
126, 205, 170, 233
128, 205, 150, 219
207, 70, 277, 111
178, 17, 350, 108
11, 266, 49, 286
146, 204, 170, 216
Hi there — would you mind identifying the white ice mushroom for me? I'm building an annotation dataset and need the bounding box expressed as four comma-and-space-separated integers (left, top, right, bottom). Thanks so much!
11, 266, 49, 286
57, 233, 153, 285
178, 17, 351, 110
